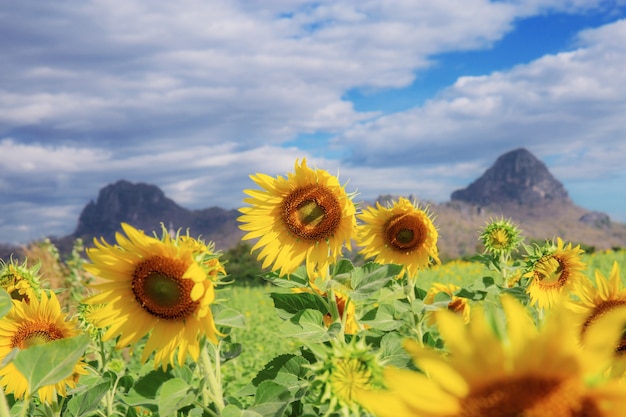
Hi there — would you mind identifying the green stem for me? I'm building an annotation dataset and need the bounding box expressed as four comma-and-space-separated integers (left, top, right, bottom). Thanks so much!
200, 341, 225, 413
0, 389, 11, 417
18, 392, 31, 417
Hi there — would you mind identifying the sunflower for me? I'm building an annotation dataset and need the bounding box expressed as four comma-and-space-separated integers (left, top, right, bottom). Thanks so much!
523, 237, 586, 309
568, 262, 626, 371
238, 159, 357, 280
479, 217, 523, 256
355, 295, 626, 417
309, 338, 385, 417
82, 223, 225, 369
0, 291, 88, 403
356, 197, 439, 278
0, 259, 42, 302
423, 283, 471, 325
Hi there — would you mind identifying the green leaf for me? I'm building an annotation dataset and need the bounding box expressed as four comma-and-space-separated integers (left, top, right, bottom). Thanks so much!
270, 292, 327, 318
249, 380, 292, 417
279, 309, 335, 342
0, 289, 12, 319
65, 380, 112, 417
350, 263, 399, 300
12, 334, 90, 394
332, 259, 354, 275
223, 404, 264, 417
380, 333, 411, 368
252, 354, 310, 392
157, 378, 195, 417
121, 368, 172, 407
221, 342, 243, 363
360, 304, 402, 331
215, 306, 247, 328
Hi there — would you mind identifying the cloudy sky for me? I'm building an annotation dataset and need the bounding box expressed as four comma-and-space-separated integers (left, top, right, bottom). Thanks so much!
2, 0, 626, 245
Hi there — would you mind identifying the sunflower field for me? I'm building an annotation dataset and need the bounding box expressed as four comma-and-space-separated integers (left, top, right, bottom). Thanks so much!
1, 158, 626, 417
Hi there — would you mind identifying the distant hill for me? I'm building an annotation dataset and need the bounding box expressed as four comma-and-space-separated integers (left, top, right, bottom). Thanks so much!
2, 148, 625, 261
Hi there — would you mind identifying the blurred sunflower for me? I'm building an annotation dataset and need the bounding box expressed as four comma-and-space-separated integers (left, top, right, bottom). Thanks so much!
0, 259, 41, 302
568, 262, 626, 374
356, 197, 439, 278
423, 283, 470, 325
355, 296, 626, 417
0, 291, 88, 403
238, 159, 357, 280
523, 237, 586, 309
309, 338, 385, 417
83, 223, 225, 369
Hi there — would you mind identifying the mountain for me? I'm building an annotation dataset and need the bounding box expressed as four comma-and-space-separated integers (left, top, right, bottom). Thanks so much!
2, 149, 625, 261
54, 180, 244, 254
451, 148, 570, 208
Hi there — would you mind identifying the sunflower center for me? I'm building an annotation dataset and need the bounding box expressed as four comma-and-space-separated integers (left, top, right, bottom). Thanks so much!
534, 255, 568, 288
132, 256, 199, 321
11, 322, 64, 350
383, 213, 427, 252
282, 185, 342, 241
460, 375, 593, 417
330, 358, 372, 402
488, 229, 509, 250
448, 298, 466, 314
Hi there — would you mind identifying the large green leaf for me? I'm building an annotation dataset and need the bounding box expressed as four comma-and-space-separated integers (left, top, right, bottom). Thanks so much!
279, 309, 338, 342
270, 292, 327, 318
214, 306, 247, 328
12, 334, 90, 394
157, 378, 195, 416
350, 263, 400, 300
249, 380, 291, 417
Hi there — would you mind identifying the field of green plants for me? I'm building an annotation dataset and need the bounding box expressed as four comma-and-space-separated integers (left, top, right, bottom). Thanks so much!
220, 248, 626, 400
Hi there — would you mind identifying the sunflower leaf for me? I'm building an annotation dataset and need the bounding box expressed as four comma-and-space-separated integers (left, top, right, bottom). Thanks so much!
0, 289, 11, 319
157, 378, 195, 417
13, 333, 90, 394
65, 380, 112, 417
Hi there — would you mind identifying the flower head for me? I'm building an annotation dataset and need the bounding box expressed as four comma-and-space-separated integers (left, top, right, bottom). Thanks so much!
479, 217, 523, 256
82, 223, 226, 369
0, 291, 88, 403
309, 338, 385, 416
0, 259, 42, 302
424, 283, 471, 325
356, 197, 440, 279
356, 296, 626, 417
238, 159, 357, 280
568, 262, 626, 372
523, 237, 586, 309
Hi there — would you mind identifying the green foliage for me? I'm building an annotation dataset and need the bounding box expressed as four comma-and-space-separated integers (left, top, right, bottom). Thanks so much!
223, 242, 268, 286
2, 232, 626, 416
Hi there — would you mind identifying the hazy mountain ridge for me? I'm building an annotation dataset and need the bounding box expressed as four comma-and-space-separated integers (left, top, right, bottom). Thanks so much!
1, 148, 625, 261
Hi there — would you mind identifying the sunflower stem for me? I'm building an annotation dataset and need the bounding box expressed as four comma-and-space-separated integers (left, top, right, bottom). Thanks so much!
200, 341, 225, 413
0, 390, 10, 417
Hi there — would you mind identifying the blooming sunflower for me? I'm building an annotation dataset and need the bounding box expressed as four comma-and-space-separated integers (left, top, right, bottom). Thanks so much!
0, 259, 42, 302
523, 237, 586, 309
82, 223, 225, 369
355, 295, 626, 417
0, 291, 88, 403
238, 159, 357, 280
479, 217, 523, 256
568, 262, 626, 370
423, 283, 471, 325
356, 197, 440, 278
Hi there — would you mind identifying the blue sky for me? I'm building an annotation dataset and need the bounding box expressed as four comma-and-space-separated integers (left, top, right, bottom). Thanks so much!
1, 0, 626, 245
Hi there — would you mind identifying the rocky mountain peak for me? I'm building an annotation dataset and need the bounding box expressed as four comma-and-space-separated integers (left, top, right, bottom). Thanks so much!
450, 148, 571, 208
73, 180, 186, 242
